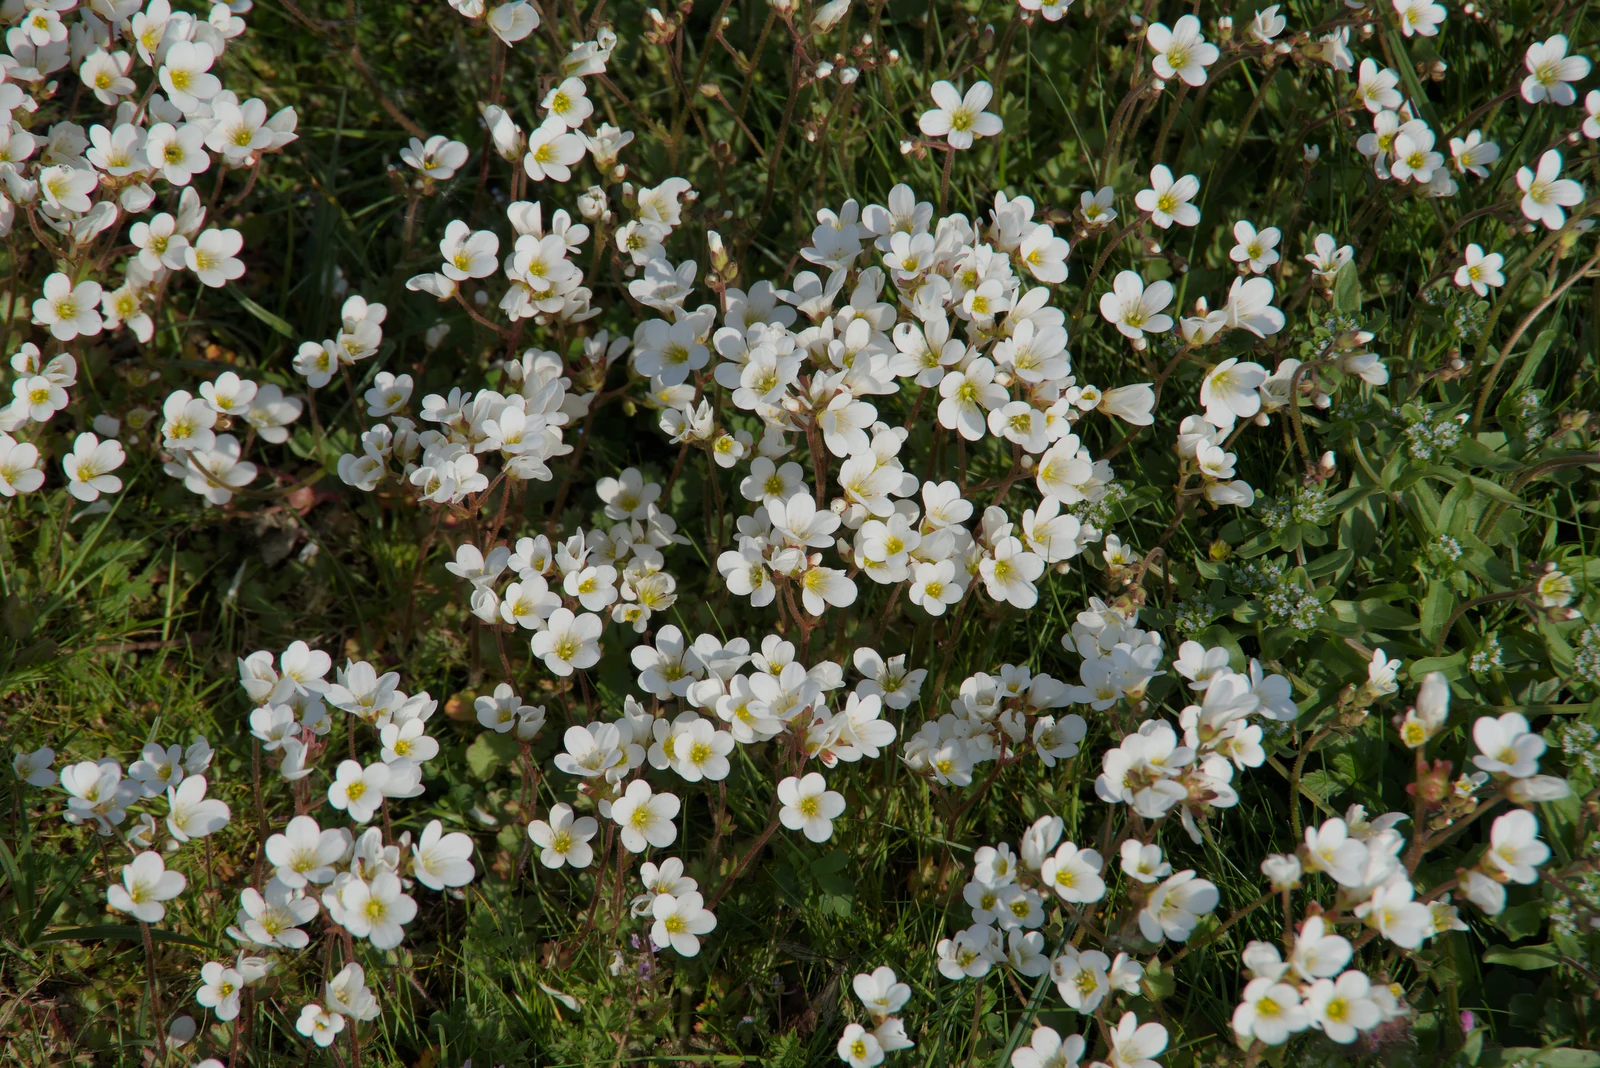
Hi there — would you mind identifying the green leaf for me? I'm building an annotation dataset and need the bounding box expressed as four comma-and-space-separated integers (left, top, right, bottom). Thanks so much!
1329, 599, 1419, 632
35, 924, 213, 950
1456, 437, 1521, 473
231, 290, 296, 338
465, 730, 520, 780
1420, 582, 1455, 646
1300, 770, 1346, 803
1408, 652, 1466, 680
1141, 960, 1176, 1000
1331, 260, 1360, 312
1495, 900, 1546, 942
1507, 327, 1560, 396
1479, 1049, 1600, 1068
1482, 943, 1560, 970
1465, 476, 1524, 507
1303, 549, 1353, 580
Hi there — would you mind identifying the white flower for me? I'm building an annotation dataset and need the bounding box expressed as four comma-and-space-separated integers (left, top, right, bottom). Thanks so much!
401, 135, 470, 180
1119, 840, 1171, 884
838, 1022, 884, 1068
13, 375, 67, 424
1303, 818, 1367, 886
1040, 841, 1106, 903
1484, 809, 1549, 884
33, 273, 104, 341
167, 775, 230, 842
413, 819, 475, 889
1390, 127, 1443, 184
13, 746, 54, 787
1080, 185, 1116, 226
62, 433, 125, 502
1106, 1011, 1167, 1068
196, 961, 245, 1021
186, 229, 246, 288
326, 962, 380, 1022
106, 851, 186, 923
936, 924, 1001, 979
265, 816, 349, 888
1450, 130, 1501, 177
1522, 35, 1590, 106
1139, 870, 1218, 943
333, 872, 417, 949
1472, 712, 1545, 778
1354, 879, 1432, 948
1289, 915, 1351, 980
231, 879, 317, 950
918, 80, 1003, 150
611, 779, 681, 852
1052, 946, 1111, 1012
1304, 232, 1353, 279
1393, 0, 1445, 38
650, 889, 717, 956
1305, 970, 1382, 1043
1462, 868, 1507, 915
778, 772, 846, 842
1011, 1025, 1084, 1068
295, 1003, 346, 1047
976, 533, 1046, 612
159, 41, 221, 112
487, 0, 541, 43
1366, 650, 1401, 696
1229, 220, 1280, 274
1134, 165, 1200, 228
542, 76, 594, 129
1199, 358, 1268, 429
327, 760, 389, 823
528, 802, 600, 868
524, 116, 587, 181
938, 358, 1008, 440
1233, 978, 1309, 1045
853, 966, 911, 1018
1250, 5, 1285, 43
1020, 816, 1063, 870
439, 219, 500, 280
1146, 15, 1218, 87
1355, 59, 1402, 113
530, 608, 603, 676
1261, 852, 1302, 890
1099, 271, 1174, 339
1451, 243, 1504, 297
1517, 150, 1584, 230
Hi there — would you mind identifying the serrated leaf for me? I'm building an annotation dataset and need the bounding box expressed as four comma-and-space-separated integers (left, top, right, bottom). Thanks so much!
1300, 770, 1346, 803
466, 731, 520, 780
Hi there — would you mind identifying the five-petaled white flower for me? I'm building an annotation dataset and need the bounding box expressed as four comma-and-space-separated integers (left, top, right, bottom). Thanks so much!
918, 81, 1003, 150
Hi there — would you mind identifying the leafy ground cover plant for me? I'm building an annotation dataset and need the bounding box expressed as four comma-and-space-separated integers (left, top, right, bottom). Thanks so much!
3, 0, 1600, 1066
